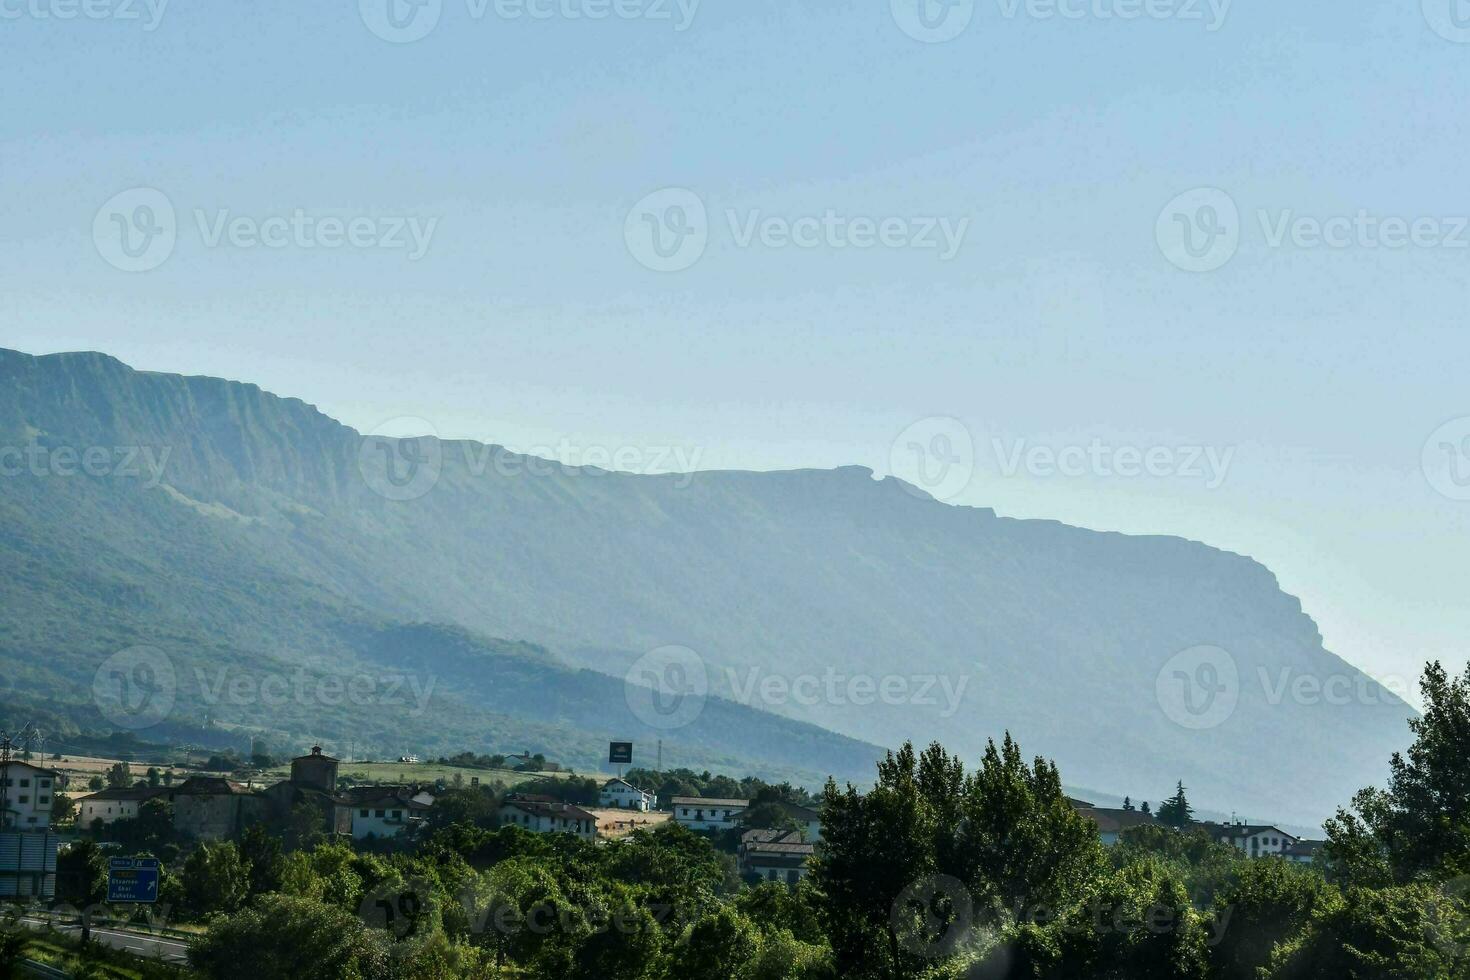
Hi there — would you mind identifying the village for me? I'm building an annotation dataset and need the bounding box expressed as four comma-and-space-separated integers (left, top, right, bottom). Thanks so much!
1, 739, 1326, 904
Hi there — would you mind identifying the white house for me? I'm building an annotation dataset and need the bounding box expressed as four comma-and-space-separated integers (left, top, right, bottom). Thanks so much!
1202, 822, 1299, 857
499, 798, 598, 840
0, 762, 62, 831
672, 797, 749, 832
599, 779, 655, 812
78, 786, 166, 827
344, 788, 431, 840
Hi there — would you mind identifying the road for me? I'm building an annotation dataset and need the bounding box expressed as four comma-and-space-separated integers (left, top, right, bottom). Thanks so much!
17, 915, 192, 965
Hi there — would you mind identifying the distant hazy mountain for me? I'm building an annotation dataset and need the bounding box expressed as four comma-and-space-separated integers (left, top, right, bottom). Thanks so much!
0, 349, 1414, 822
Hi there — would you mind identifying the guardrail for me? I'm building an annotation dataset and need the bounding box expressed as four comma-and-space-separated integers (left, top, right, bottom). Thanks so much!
18, 958, 69, 979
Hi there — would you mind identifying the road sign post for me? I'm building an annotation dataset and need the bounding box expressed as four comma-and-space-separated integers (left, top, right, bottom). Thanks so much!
107, 857, 161, 905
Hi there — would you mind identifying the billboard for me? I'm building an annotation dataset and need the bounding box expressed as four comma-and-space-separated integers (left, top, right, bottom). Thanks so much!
608, 742, 634, 765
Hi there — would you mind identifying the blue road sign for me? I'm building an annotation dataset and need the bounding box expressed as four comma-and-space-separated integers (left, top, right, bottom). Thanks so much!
107, 857, 160, 904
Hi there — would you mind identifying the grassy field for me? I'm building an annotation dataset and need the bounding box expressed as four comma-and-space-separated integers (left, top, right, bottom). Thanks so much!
44, 755, 194, 792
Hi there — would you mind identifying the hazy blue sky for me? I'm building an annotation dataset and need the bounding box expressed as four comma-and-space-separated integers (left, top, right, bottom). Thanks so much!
4, 0, 1469, 706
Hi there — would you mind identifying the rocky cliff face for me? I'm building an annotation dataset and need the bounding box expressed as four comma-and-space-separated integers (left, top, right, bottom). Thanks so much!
0, 348, 1414, 823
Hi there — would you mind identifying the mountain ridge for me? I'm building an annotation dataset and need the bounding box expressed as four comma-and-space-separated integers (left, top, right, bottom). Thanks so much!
0, 346, 1415, 825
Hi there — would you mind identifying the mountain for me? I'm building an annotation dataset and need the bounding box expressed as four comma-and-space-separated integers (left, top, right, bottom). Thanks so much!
0, 348, 1415, 823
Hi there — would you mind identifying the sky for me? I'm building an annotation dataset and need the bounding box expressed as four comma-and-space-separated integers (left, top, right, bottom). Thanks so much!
3, 0, 1469, 707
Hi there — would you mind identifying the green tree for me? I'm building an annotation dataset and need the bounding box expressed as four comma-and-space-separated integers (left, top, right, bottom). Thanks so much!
50, 791, 76, 826
57, 839, 108, 907
1208, 858, 1341, 980
679, 906, 761, 980
239, 823, 286, 896
190, 893, 393, 980
1156, 782, 1195, 829
1049, 858, 1208, 980
105, 762, 131, 789
1263, 883, 1470, 979
0, 931, 30, 975
183, 841, 249, 918
814, 738, 1103, 980
1326, 660, 1470, 885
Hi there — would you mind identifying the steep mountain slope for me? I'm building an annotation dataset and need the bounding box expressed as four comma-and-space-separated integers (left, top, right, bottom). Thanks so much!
0, 348, 1416, 823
